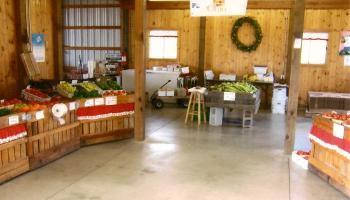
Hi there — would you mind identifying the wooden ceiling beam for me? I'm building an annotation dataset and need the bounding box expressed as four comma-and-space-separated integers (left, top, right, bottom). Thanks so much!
120, 0, 350, 10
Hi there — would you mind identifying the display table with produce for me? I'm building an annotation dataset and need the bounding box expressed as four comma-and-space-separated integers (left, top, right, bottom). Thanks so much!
308, 112, 350, 197
205, 82, 261, 128
0, 78, 135, 183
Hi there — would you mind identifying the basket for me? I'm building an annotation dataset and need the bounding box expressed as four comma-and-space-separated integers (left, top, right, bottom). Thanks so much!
22, 90, 51, 102
56, 87, 74, 98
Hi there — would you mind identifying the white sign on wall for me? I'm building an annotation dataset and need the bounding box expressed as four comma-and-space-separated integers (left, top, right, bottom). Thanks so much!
190, 0, 248, 17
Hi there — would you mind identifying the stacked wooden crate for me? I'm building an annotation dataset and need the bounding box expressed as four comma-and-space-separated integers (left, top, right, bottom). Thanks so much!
78, 95, 135, 146
25, 101, 81, 170
308, 91, 350, 113
0, 115, 29, 183
309, 116, 350, 197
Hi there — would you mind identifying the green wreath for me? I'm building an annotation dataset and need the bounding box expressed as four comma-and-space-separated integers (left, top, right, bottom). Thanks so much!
231, 17, 263, 52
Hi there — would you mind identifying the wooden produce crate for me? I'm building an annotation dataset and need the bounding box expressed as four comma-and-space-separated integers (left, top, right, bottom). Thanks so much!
205, 90, 261, 113
0, 138, 29, 183
309, 116, 350, 197
308, 91, 350, 114
80, 114, 134, 146
79, 94, 135, 146
26, 102, 81, 170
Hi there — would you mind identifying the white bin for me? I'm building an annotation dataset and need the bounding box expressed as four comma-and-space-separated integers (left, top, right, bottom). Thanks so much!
210, 107, 223, 126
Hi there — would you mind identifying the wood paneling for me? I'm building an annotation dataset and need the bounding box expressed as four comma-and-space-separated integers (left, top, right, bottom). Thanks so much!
205, 10, 290, 79
0, 0, 20, 99
124, 0, 350, 10
129, 10, 200, 71
29, 0, 56, 80
298, 9, 350, 105
0, 0, 60, 99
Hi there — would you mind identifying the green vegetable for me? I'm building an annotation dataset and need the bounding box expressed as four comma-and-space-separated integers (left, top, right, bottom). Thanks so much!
0, 108, 11, 117
74, 86, 101, 98
107, 80, 121, 90
210, 82, 257, 94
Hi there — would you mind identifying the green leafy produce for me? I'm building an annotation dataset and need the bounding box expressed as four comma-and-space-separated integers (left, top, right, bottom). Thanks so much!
74, 85, 101, 98
79, 82, 100, 92
0, 108, 11, 116
107, 80, 121, 90
95, 81, 110, 90
57, 82, 76, 94
209, 82, 257, 94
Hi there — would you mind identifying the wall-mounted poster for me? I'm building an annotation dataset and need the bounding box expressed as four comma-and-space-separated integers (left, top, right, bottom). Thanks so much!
190, 0, 247, 17
339, 31, 350, 56
31, 33, 45, 62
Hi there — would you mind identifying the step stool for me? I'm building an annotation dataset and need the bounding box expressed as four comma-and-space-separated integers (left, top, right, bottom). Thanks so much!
185, 87, 207, 126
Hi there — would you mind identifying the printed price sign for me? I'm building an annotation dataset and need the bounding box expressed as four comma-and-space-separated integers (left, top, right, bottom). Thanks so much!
224, 92, 236, 101
333, 123, 345, 139
72, 80, 78, 85
84, 99, 94, 107
35, 110, 45, 120
94, 98, 105, 106
8, 115, 19, 125
69, 102, 76, 111
105, 96, 117, 105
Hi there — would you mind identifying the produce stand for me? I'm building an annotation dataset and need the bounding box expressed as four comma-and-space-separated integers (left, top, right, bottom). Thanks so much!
78, 95, 135, 146
0, 78, 135, 182
25, 102, 81, 170
0, 125, 29, 183
205, 90, 261, 128
309, 115, 350, 197
308, 91, 350, 115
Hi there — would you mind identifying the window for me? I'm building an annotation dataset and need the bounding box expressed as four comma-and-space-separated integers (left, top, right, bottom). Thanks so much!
301, 32, 328, 65
149, 30, 178, 59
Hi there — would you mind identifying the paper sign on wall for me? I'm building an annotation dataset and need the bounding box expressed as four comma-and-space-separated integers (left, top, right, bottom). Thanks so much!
32, 33, 45, 63
333, 123, 345, 139
224, 92, 236, 101
190, 0, 248, 17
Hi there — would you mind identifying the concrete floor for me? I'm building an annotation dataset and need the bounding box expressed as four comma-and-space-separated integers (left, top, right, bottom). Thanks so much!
0, 107, 348, 200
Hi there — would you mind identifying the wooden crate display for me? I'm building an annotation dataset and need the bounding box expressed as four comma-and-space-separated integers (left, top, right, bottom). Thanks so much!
0, 138, 29, 183
80, 115, 134, 146
79, 95, 135, 146
26, 102, 81, 170
309, 116, 350, 197
308, 91, 350, 113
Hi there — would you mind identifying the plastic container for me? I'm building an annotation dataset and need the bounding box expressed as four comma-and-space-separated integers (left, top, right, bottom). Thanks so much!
209, 107, 223, 126
253, 65, 267, 74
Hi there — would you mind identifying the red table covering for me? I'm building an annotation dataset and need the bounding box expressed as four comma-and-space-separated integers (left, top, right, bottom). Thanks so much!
309, 124, 350, 158
76, 103, 135, 120
0, 123, 27, 144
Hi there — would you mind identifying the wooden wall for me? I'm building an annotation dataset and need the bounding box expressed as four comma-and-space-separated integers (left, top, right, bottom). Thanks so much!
29, 0, 56, 80
0, 0, 20, 99
0, 0, 57, 99
129, 10, 200, 71
129, 9, 350, 106
299, 9, 350, 105
205, 10, 290, 79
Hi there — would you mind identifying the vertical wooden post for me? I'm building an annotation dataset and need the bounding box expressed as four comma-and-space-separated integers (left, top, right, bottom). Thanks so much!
198, 17, 206, 86
53, 0, 64, 80
134, 0, 146, 141
284, 0, 306, 154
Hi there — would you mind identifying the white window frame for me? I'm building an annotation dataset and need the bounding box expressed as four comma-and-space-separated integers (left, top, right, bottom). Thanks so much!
301, 32, 329, 65
148, 30, 179, 60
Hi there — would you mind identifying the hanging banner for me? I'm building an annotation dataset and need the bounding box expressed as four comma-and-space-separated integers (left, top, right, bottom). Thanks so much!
339, 31, 350, 56
32, 33, 45, 62
190, 0, 248, 17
